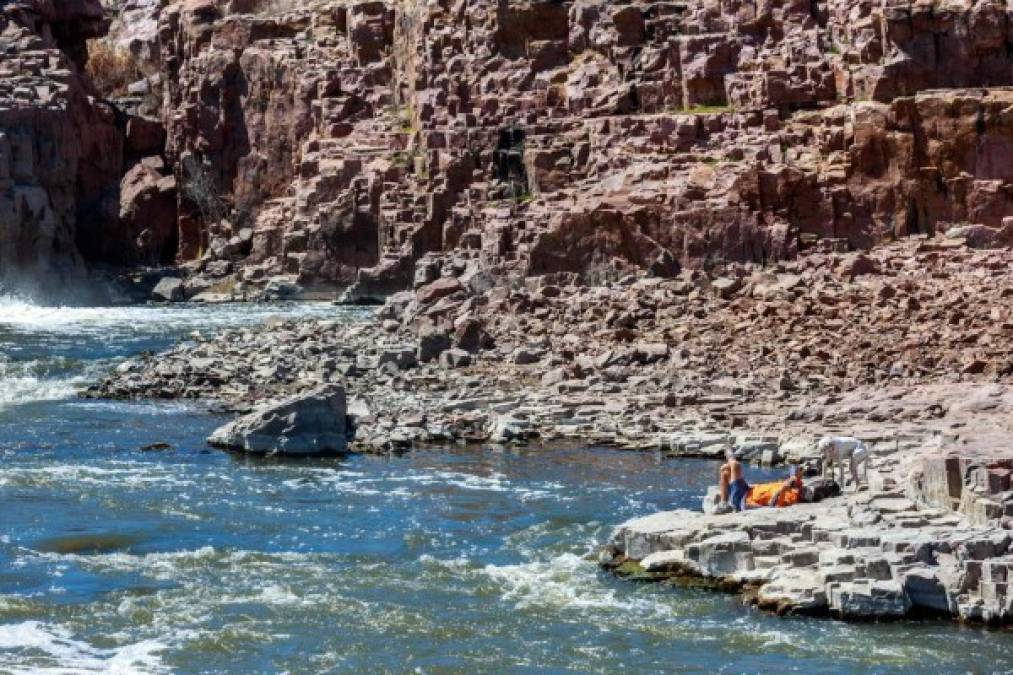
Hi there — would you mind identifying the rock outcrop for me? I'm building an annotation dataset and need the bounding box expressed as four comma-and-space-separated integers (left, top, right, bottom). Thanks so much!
88, 226, 1013, 623
67, 0, 1013, 627
7, 0, 1013, 296
89, 236, 1013, 465
96, 0, 1013, 299
604, 488, 1013, 623
0, 0, 121, 289
208, 383, 352, 455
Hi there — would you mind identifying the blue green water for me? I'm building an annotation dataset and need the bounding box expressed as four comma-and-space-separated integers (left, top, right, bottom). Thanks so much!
0, 301, 1010, 673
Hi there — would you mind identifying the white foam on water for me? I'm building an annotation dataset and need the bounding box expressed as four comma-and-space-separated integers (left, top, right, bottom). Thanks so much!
0, 463, 197, 490
0, 295, 342, 335
257, 584, 303, 606
481, 552, 673, 617
0, 296, 350, 411
280, 467, 567, 501
281, 470, 385, 496
28, 547, 332, 585
0, 373, 79, 409
287, 468, 569, 503
418, 554, 474, 570
0, 357, 90, 411
0, 621, 168, 674
0, 298, 128, 331
67, 400, 204, 416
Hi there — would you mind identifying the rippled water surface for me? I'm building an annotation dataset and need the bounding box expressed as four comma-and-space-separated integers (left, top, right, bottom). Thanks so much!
1, 299, 1011, 673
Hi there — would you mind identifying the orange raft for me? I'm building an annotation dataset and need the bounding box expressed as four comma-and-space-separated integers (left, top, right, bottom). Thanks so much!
745, 479, 803, 508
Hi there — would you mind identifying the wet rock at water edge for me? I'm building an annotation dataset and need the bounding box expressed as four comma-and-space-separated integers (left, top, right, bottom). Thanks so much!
208, 383, 354, 455
151, 276, 184, 302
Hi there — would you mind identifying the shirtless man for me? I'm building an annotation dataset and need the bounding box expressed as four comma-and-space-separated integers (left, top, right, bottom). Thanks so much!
718, 450, 750, 512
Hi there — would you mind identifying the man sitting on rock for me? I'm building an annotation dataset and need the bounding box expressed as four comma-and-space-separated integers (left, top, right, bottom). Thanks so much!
716, 450, 749, 513
710, 462, 837, 514
817, 436, 869, 488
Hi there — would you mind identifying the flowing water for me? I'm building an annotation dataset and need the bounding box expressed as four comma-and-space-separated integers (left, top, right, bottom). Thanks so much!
0, 299, 1011, 673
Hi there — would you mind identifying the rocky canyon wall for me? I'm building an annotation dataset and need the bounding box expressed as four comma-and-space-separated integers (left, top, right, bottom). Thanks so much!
139, 0, 1013, 299
0, 0, 121, 290
8, 0, 1013, 297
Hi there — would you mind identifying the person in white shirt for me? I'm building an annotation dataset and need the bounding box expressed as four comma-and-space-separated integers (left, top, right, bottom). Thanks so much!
817, 436, 869, 487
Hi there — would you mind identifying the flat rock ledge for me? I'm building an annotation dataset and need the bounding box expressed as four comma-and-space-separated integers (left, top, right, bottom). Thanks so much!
602, 492, 1013, 624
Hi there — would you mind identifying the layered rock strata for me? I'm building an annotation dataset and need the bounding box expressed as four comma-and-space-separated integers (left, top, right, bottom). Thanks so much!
81, 0, 1013, 299
7, 0, 1013, 295
603, 492, 1013, 623
87, 234, 1013, 514
0, 0, 120, 289
8, 0, 1013, 295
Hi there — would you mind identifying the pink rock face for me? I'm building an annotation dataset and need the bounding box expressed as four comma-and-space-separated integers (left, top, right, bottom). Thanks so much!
140, 0, 1013, 296
4, 0, 1006, 293
416, 277, 462, 305
104, 0, 162, 68
119, 158, 178, 265
125, 117, 167, 157
14, 0, 109, 67
0, 1, 121, 286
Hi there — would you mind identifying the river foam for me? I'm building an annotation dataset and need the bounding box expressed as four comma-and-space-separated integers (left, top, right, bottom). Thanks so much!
0, 359, 83, 411
0, 621, 168, 674
0, 295, 341, 336
0, 296, 350, 410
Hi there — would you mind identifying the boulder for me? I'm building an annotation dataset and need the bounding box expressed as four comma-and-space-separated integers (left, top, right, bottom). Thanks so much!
828, 580, 911, 619
634, 342, 669, 364
901, 566, 954, 614
711, 277, 741, 299
489, 414, 531, 443
151, 277, 184, 302
757, 568, 829, 614
208, 384, 352, 455
511, 348, 541, 365
541, 367, 567, 386
120, 158, 177, 265
416, 278, 463, 305
454, 316, 490, 352
377, 347, 417, 370
440, 348, 472, 369
417, 329, 451, 362
839, 253, 880, 278
685, 531, 754, 576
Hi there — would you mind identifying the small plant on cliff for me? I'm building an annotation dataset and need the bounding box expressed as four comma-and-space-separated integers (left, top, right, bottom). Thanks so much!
678, 103, 732, 115
182, 157, 228, 226
85, 41, 146, 98
399, 103, 417, 134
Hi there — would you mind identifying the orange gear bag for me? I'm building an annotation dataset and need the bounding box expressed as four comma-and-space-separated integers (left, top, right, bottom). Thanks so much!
745, 479, 802, 508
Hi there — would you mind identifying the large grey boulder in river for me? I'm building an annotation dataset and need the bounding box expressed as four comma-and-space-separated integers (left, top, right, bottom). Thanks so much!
208, 384, 353, 455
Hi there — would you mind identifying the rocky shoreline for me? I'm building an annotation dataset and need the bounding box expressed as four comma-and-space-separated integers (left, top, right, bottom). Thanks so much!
602, 480, 1013, 624
87, 236, 1013, 623
89, 235, 1013, 454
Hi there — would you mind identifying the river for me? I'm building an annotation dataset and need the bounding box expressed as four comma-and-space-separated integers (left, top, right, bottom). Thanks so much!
0, 300, 1010, 673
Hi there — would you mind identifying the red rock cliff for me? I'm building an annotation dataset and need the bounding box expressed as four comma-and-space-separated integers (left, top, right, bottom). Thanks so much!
0, 0, 122, 289
14, 0, 1013, 296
